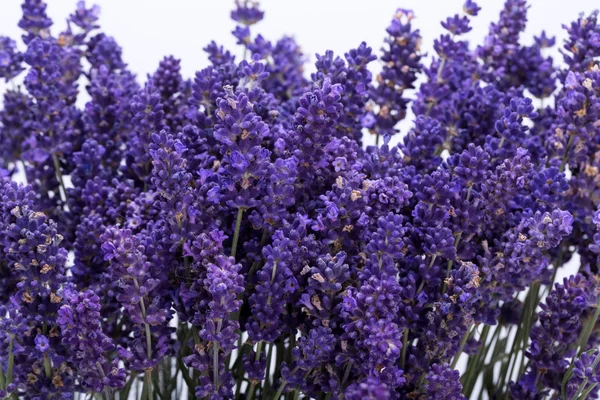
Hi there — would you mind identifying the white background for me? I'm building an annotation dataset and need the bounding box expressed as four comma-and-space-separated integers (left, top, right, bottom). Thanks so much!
0, 0, 597, 87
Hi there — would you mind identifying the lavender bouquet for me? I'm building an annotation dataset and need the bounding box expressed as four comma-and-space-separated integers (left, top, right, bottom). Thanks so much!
1, 0, 600, 399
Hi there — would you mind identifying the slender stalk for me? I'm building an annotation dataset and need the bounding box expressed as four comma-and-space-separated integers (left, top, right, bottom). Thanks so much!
175, 356, 194, 396
40, 323, 52, 378
95, 362, 113, 400
340, 361, 353, 390
7, 334, 14, 385
577, 383, 599, 400
462, 325, 490, 398
133, 278, 153, 361
245, 341, 263, 400
571, 378, 589, 400
247, 229, 268, 278
560, 134, 575, 172
442, 187, 470, 293
234, 339, 254, 394
271, 367, 298, 400
246, 383, 257, 400
142, 370, 152, 400
500, 283, 539, 396
479, 324, 502, 399
271, 380, 287, 400
231, 208, 244, 258
42, 353, 52, 380
146, 370, 154, 400
214, 319, 223, 394
263, 343, 274, 397
161, 357, 170, 399
120, 372, 137, 400
400, 328, 409, 369
450, 327, 471, 369
132, 277, 153, 400
577, 292, 600, 355
51, 153, 69, 205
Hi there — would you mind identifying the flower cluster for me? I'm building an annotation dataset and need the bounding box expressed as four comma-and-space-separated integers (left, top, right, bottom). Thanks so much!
0, 0, 599, 399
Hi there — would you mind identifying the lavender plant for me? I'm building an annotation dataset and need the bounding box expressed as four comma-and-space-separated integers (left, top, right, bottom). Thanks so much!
1, 0, 600, 399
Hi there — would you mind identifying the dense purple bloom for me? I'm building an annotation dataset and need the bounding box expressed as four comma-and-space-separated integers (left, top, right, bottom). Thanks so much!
18, 0, 53, 44
0, 89, 31, 169
525, 274, 600, 390
0, 37, 24, 81
87, 33, 127, 71
463, 0, 481, 16
57, 289, 126, 393
101, 227, 172, 370
344, 377, 391, 400
561, 11, 600, 75
231, 0, 264, 26
125, 80, 165, 186
426, 363, 465, 400
370, 8, 423, 136
0, 0, 598, 398
69, 1, 100, 32
213, 86, 271, 210
285, 78, 344, 195
573, 350, 600, 382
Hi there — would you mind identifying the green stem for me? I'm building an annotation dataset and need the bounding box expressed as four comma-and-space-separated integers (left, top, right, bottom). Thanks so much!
450, 327, 471, 369
175, 357, 194, 396
271, 367, 298, 400
142, 370, 153, 400
341, 361, 353, 390
43, 354, 52, 379
246, 340, 269, 400
480, 324, 503, 399
95, 362, 113, 400
120, 372, 137, 400
133, 277, 153, 361
577, 292, 600, 355
40, 323, 52, 379
263, 343, 274, 397
7, 334, 14, 384
442, 187, 470, 293
560, 134, 575, 172
571, 378, 589, 400
462, 325, 490, 398
213, 319, 223, 394
49, 141, 69, 207
246, 382, 257, 400
231, 208, 244, 258
577, 383, 599, 400
400, 329, 409, 369
500, 284, 539, 396
518, 283, 541, 378
247, 229, 268, 278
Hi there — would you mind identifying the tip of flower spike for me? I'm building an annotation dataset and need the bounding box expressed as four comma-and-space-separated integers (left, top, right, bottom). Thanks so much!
394, 8, 415, 22
463, 0, 481, 16
231, 0, 264, 26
